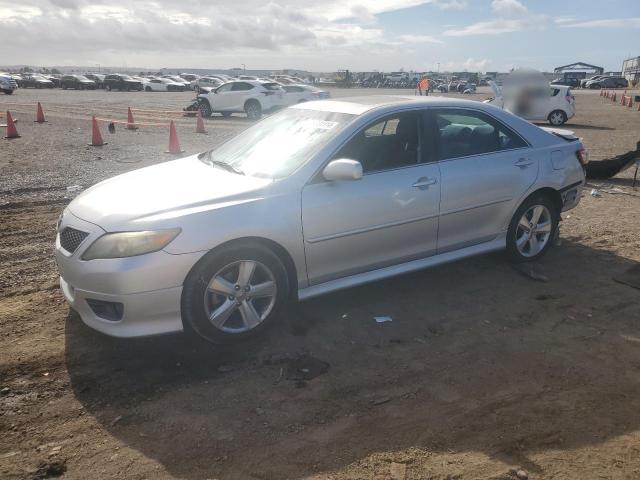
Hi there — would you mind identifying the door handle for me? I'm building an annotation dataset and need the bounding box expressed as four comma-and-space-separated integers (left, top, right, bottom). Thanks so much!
515, 158, 533, 169
412, 177, 438, 189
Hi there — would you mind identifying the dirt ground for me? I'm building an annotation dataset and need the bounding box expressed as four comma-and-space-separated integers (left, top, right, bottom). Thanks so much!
1, 87, 640, 480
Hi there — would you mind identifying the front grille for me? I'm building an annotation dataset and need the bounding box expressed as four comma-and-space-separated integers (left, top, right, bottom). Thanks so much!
60, 227, 89, 254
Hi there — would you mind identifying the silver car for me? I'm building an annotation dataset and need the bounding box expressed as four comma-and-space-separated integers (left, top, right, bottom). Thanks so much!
55, 96, 587, 343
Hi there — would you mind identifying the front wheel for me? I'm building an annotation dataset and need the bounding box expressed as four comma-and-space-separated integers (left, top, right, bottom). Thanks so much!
548, 110, 567, 126
506, 194, 559, 262
145, 86, 152, 92
182, 243, 289, 344
198, 99, 212, 117
244, 100, 262, 120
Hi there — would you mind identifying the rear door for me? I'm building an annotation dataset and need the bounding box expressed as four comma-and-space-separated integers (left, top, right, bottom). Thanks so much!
431, 108, 538, 253
301, 110, 441, 285
229, 82, 254, 110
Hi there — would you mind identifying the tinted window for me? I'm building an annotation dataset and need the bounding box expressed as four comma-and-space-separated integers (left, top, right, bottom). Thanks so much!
216, 83, 233, 93
262, 82, 282, 91
284, 86, 303, 92
333, 112, 420, 173
231, 82, 253, 91
433, 109, 527, 160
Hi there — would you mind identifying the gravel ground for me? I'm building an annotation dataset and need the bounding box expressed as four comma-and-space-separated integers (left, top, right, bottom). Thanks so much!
1, 87, 640, 480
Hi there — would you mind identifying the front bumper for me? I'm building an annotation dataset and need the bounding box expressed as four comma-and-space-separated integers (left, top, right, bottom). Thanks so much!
55, 210, 205, 338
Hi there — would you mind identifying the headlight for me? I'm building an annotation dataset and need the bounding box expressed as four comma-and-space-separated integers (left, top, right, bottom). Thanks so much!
82, 229, 181, 260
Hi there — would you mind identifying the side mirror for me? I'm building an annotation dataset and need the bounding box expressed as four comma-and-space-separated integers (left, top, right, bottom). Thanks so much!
322, 159, 363, 182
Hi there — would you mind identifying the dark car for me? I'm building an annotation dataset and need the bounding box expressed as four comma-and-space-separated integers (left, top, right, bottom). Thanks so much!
61, 75, 97, 90
580, 75, 606, 88
19, 74, 55, 89
84, 74, 106, 88
103, 74, 143, 91
585, 76, 628, 89
551, 78, 580, 88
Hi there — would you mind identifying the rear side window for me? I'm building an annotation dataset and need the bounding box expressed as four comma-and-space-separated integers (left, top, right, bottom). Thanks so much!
432, 109, 527, 160
262, 82, 282, 91
231, 82, 253, 91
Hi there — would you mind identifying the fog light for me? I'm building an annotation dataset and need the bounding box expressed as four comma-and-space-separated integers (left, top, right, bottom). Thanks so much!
86, 299, 124, 322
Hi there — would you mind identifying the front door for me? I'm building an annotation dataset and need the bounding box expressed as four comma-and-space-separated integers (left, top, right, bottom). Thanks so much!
430, 108, 538, 253
301, 111, 441, 285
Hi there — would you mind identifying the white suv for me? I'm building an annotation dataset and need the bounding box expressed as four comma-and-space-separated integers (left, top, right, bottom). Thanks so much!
197, 80, 285, 120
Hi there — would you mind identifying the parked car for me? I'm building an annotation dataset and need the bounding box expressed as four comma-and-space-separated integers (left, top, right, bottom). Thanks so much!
191, 77, 224, 93
0, 74, 18, 94
580, 75, 606, 88
179, 73, 199, 83
197, 80, 285, 119
488, 82, 576, 126
19, 74, 54, 89
280, 84, 330, 105
143, 77, 185, 92
61, 75, 97, 90
550, 78, 580, 88
162, 75, 191, 89
84, 74, 105, 88
103, 74, 143, 91
55, 96, 587, 343
585, 76, 628, 89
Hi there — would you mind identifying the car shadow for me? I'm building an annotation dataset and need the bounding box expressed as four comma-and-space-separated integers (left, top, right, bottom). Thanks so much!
64, 239, 640, 478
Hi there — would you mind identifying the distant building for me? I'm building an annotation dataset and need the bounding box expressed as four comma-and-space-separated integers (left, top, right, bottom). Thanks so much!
553, 62, 604, 81
622, 57, 640, 85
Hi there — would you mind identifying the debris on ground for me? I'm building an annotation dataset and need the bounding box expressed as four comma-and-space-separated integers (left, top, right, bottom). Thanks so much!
32, 459, 66, 479
374, 316, 393, 323
65, 185, 82, 192
284, 354, 330, 382
370, 396, 392, 406
216, 365, 235, 373
613, 264, 640, 290
590, 188, 601, 197
109, 415, 123, 427
513, 264, 549, 282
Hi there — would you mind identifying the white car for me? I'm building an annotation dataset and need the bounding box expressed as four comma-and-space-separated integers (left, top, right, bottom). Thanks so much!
197, 80, 285, 120
162, 75, 191, 89
191, 76, 224, 93
143, 78, 185, 92
487, 82, 575, 126
281, 84, 330, 105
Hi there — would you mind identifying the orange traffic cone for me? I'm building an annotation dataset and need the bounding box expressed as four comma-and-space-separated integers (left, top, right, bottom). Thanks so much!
89, 115, 106, 146
195, 110, 206, 134
126, 107, 137, 130
4, 111, 20, 139
166, 121, 184, 154
35, 102, 47, 123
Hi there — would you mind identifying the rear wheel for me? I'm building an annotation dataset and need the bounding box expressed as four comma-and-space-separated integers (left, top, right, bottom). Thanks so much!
548, 110, 567, 126
244, 100, 262, 120
182, 243, 289, 344
145, 86, 152, 92
506, 194, 559, 262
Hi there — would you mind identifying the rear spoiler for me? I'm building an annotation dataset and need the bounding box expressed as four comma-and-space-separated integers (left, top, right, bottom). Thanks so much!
541, 127, 579, 142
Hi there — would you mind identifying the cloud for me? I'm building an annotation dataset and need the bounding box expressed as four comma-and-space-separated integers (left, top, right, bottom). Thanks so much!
397, 34, 443, 43
559, 17, 640, 28
491, 0, 528, 16
443, 17, 545, 36
433, 0, 468, 10
463, 57, 489, 71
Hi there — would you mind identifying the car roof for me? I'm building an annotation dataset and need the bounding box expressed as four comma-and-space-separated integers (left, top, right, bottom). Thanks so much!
293, 95, 489, 115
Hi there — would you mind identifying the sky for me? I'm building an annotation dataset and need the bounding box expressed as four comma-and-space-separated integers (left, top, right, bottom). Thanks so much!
1, 0, 639, 72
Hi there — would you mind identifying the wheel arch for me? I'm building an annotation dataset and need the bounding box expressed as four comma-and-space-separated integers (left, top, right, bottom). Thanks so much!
522, 187, 563, 218
183, 236, 299, 300
244, 97, 261, 110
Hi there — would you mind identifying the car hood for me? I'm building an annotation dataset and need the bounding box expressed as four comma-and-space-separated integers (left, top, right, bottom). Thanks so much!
68, 155, 273, 231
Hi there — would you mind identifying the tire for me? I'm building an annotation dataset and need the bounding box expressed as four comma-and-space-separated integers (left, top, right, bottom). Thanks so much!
221, 112, 232, 118
198, 99, 212, 117
145, 86, 152, 92
182, 243, 289, 344
548, 110, 567, 126
244, 100, 262, 120
506, 194, 559, 262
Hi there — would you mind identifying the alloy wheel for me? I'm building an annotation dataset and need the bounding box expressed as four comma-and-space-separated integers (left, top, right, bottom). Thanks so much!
515, 205, 552, 257
549, 111, 565, 125
203, 260, 277, 334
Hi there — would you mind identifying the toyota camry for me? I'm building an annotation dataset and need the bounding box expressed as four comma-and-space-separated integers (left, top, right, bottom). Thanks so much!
55, 96, 587, 343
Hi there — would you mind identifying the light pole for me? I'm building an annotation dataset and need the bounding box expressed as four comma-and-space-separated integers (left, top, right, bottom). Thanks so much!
242, 63, 246, 73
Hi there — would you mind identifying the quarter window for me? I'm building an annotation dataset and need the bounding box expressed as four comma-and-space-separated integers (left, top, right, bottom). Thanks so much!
433, 109, 527, 160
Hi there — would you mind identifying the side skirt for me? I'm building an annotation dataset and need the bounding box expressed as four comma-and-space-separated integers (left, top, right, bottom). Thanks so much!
297, 235, 506, 301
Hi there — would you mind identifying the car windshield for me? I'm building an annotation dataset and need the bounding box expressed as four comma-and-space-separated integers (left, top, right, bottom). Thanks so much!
204, 108, 355, 179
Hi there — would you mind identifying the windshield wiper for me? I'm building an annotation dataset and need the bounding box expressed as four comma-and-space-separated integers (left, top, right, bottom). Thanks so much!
204, 151, 244, 175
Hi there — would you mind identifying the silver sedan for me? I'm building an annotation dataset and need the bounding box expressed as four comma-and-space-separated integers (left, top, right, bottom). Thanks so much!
55, 96, 587, 343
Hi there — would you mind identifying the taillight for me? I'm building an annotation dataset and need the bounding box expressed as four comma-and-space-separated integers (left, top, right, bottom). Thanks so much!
576, 148, 589, 166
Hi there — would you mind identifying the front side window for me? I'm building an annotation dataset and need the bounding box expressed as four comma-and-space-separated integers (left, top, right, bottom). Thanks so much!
433, 109, 527, 160
216, 83, 233, 93
333, 112, 420, 173
231, 82, 253, 91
